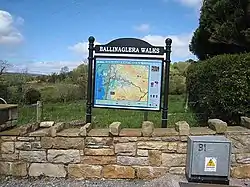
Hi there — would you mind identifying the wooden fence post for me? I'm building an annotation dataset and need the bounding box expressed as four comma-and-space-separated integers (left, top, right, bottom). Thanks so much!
36, 101, 43, 123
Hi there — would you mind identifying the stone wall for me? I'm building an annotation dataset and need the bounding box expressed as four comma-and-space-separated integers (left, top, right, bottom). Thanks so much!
0, 119, 250, 180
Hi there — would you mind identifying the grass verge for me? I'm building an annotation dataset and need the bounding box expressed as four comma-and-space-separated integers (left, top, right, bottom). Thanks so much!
17, 95, 200, 128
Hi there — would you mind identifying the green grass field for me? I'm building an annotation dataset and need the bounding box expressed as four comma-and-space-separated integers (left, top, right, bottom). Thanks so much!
17, 95, 200, 128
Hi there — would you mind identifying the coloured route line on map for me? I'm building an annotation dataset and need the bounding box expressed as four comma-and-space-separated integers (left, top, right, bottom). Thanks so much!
95, 63, 149, 102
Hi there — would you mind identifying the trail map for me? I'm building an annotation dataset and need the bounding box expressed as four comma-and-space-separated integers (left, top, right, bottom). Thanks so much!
93, 58, 163, 110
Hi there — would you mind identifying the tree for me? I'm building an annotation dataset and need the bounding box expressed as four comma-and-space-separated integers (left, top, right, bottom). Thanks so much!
189, 0, 250, 60
60, 66, 69, 74
0, 60, 10, 75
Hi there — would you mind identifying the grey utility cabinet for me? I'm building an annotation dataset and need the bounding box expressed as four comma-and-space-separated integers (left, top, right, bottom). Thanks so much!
185, 135, 232, 185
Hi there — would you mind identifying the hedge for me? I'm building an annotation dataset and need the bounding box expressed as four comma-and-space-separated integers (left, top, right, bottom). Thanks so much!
186, 53, 250, 124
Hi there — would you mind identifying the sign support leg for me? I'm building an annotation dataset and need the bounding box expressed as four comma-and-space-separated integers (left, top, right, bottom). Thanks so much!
162, 38, 172, 128
85, 36, 95, 124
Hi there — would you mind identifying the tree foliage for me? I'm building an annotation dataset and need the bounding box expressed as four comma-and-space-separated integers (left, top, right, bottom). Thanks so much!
0, 60, 10, 76
190, 0, 250, 60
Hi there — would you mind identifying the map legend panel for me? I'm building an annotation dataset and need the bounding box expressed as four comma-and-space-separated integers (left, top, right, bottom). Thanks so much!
93, 57, 163, 111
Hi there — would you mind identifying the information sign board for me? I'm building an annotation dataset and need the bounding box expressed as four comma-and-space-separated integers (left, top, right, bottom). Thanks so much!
93, 56, 163, 111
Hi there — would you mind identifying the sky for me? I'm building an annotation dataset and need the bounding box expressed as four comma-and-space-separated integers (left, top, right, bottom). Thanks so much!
0, 0, 202, 74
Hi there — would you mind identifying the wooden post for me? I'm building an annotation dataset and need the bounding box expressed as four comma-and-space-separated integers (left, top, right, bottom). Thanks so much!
144, 112, 148, 121
36, 101, 43, 123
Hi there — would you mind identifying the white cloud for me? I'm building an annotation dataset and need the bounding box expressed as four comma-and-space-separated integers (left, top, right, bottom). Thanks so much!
0, 10, 24, 45
68, 41, 101, 56
68, 32, 196, 63
142, 32, 195, 61
10, 60, 85, 75
134, 24, 150, 33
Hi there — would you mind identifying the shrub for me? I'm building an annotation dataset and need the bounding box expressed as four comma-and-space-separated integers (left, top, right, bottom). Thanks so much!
40, 83, 82, 103
169, 75, 186, 95
186, 53, 250, 124
7, 85, 23, 104
24, 88, 41, 104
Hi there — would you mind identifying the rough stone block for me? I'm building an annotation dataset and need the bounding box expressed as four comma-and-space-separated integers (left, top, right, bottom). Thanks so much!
87, 129, 110, 137
1, 136, 16, 141
109, 122, 121, 136
115, 143, 136, 156
40, 137, 53, 148
10, 162, 28, 177
0, 162, 27, 176
29, 163, 66, 177
84, 148, 114, 156
0, 127, 23, 136
231, 165, 250, 179
40, 121, 55, 128
231, 154, 237, 166
103, 165, 135, 179
226, 126, 250, 135
79, 123, 92, 136
153, 128, 178, 137
1, 153, 18, 161
165, 142, 178, 153
113, 137, 137, 143
0, 121, 15, 132
19, 151, 46, 162
241, 116, 250, 129
57, 128, 80, 137
41, 137, 84, 149
117, 156, 148, 166
137, 141, 168, 150
175, 121, 190, 135
15, 142, 31, 150
85, 137, 113, 148
17, 137, 35, 141
137, 149, 148, 157
177, 142, 187, 153
119, 128, 141, 137
138, 137, 162, 141
0, 162, 11, 175
190, 127, 216, 135
208, 119, 227, 134
68, 164, 102, 179
162, 153, 186, 167
29, 128, 50, 137
48, 122, 66, 137
227, 135, 250, 153
55, 137, 84, 149
161, 136, 180, 141
169, 167, 185, 175
149, 150, 162, 166
142, 121, 154, 137
1, 142, 14, 153
81, 156, 116, 165
235, 153, 250, 164
47, 149, 80, 164
136, 167, 168, 179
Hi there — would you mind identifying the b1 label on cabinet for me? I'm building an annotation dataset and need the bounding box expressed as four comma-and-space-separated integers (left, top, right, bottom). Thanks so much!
185, 136, 232, 185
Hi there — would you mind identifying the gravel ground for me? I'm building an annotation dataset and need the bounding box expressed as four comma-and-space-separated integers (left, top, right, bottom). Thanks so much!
0, 175, 249, 187
0, 177, 146, 187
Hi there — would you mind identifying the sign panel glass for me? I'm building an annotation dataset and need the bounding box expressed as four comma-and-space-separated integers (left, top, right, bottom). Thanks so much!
93, 56, 163, 111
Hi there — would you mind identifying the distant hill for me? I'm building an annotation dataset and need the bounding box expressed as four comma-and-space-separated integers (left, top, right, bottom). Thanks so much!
4, 72, 46, 77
